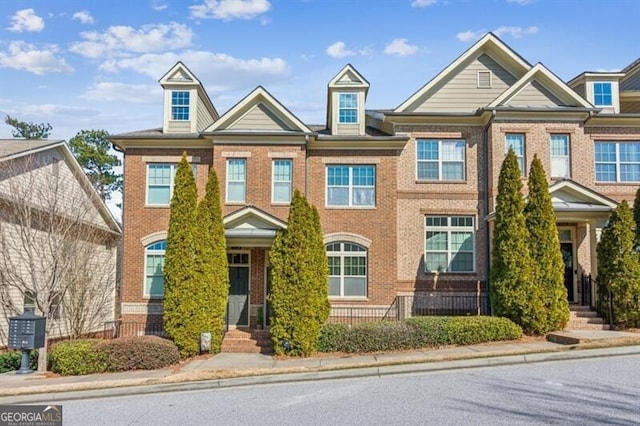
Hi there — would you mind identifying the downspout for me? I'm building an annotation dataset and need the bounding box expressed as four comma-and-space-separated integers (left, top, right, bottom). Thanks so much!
482, 109, 496, 314
304, 134, 310, 197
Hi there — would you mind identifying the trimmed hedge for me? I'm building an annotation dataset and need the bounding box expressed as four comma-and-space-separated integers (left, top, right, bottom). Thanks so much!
317, 316, 523, 353
97, 336, 180, 372
49, 340, 107, 376
49, 337, 181, 376
0, 350, 38, 373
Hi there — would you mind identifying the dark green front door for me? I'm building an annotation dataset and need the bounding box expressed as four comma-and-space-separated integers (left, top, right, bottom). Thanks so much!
228, 266, 249, 326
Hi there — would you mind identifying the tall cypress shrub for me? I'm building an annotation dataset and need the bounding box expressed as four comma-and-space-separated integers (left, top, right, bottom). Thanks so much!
524, 155, 569, 332
596, 201, 640, 327
163, 153, 198, 357
193, 167, 229, 353
269, 190, 329, 356
490, 148, 545, 335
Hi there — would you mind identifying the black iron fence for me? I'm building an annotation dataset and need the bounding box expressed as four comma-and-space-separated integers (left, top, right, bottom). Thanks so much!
580, 273, 593, 309
103, 320, 165, 339
328, 293, 489, 326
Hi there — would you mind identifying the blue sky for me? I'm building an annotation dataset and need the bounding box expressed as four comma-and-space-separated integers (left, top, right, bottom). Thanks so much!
1, 0, 639, 143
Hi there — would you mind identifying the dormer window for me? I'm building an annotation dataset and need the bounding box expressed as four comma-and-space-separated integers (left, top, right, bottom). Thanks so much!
171, 91, 190, 120
593, 82, 612, 106
338, 93, 358, 123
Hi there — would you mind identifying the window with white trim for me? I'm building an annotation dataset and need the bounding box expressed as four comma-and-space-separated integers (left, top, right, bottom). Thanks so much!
145, 241, 166, 298
327, 242, 367, 297
595, 141, 640, 183
171, 91, 190, 120
326, 165, 375, 207
338, 93, 358, 123
550, 134, 570, 178
147, 164, 196, 206
593, 82, 612, 106
226, 159, 247, 203
425, 216, 475, 273
417, 139, 465, 181
505, 134, 526, 176
272, 159, 292, 204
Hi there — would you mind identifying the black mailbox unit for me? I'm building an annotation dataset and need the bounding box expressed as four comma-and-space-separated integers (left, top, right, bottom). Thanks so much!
8, 309, 46, 350
8, 309, 46, 374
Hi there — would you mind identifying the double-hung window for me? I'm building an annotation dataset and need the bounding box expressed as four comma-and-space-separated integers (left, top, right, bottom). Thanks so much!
227, 159, 247, 203
338, 93, 358, 123
171, 91, 190, 120
593, 82, 612, 107
505, 134, 526, 176
145, 241, 166, 298
416, 139, 465, 180
595, 141, 640, 183
272, 159, 292, 204
327, 165, 375, 207
550, 134, 570, 178
147, 163, 196, 206
425, 216, 475, 273
327, 242, 367, 298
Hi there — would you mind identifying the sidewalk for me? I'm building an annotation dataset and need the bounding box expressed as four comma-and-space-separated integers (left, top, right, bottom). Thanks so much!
1, 329, 640, 404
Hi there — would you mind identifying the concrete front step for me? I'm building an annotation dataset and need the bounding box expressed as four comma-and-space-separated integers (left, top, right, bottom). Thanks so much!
570, 310, 599, 318
566, 306, 610, 330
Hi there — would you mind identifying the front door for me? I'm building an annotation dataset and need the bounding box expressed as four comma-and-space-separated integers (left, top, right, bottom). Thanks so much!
228, 266, 249, 326
560, 242, 574, 302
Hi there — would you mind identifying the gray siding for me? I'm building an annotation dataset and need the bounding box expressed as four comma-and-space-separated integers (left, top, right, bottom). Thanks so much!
572, 82, 586, 98
508, 80, 564, 107
413, 54, 518, 113
621, 70, 640, 91
228, 104, 291, 131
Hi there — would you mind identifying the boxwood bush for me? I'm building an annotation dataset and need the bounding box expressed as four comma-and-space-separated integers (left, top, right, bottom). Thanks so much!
48, 337, 181, 376
97, 336, 181, 372
0, 350, 38, 373
49, 340, 107, 376
317, 316, 522, 353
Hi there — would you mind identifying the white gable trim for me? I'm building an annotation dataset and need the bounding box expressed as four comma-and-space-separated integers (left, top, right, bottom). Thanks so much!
548, 180, 618, 209
488, 63, 593, 108
396, 33, 531, 112
159, 61, 200, 86
223, 206, 288, 230
328, 64, 370, 90
205, 86, 312, 133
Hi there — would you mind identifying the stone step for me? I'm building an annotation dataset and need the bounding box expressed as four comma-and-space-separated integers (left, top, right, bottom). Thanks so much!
565, 322, 611, 331
221, 328, 272, 354
569, 304, 593, 312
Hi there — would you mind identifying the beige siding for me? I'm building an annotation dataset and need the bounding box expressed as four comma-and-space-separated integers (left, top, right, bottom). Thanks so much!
572, 82, 586, 98
336, 123, 360, 135
507, 80, 564, 107
196, 94, 215, 132
413, 54, 518, 113
228, 104, 290, 131
168, 121, 191, 133
621, 100, 640, 113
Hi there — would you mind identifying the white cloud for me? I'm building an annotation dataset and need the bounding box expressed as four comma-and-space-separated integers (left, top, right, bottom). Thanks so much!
81, 82, 160, 104
507, 0, 534, 5
190, 0, 271, 21
0, 41, 73, 75
152, 0, 168, 11
411, 0, 437, 7
19, 104, 96, 117
99, 51, 290, 93
69, 22, 193, 58
457, 26, 538, 42
326, 41, 355, 59
384, 38, 419, 56
494, 26, 538, 38
8, 8, 45, 32
456, 30, 486, 42
72, 11, 95, 25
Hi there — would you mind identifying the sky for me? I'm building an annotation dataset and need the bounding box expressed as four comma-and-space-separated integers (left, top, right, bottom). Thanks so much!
1, 0, 639, 143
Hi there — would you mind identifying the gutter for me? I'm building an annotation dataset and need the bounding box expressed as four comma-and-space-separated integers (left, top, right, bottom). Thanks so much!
482, 109, 496, 311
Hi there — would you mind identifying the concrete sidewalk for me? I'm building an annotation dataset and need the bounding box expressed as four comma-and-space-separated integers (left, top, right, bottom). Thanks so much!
1, 329, 639, 404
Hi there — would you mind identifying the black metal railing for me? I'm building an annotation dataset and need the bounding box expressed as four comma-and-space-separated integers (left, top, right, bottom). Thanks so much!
580, 273, 593, 308
328, 305, 399, 326
103, 320, 165, 339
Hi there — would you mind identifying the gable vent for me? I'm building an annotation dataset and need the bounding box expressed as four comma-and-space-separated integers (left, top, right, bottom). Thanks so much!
477, 71, 492, 88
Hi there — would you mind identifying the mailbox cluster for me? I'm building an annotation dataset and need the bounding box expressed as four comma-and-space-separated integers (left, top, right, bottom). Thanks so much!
8, 310, 46, 350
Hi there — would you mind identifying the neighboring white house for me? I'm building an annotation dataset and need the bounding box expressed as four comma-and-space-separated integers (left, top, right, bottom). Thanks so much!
0, 139, 122, 347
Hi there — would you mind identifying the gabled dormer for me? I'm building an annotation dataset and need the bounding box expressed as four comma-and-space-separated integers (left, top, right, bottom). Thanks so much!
326, 64, 369, 136
159, 62, 219, 134
568, 72, 625, 114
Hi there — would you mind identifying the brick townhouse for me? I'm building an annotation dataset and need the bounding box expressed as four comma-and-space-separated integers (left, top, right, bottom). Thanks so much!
110, 33, 640, 331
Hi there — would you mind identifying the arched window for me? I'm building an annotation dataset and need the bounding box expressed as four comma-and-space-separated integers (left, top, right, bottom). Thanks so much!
145, 241, 166, 298
326, 242, 367, 298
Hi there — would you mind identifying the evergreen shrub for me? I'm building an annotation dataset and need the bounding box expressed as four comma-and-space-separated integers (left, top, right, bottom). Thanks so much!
97, 336, 181, 371
48, 340, 107, 375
